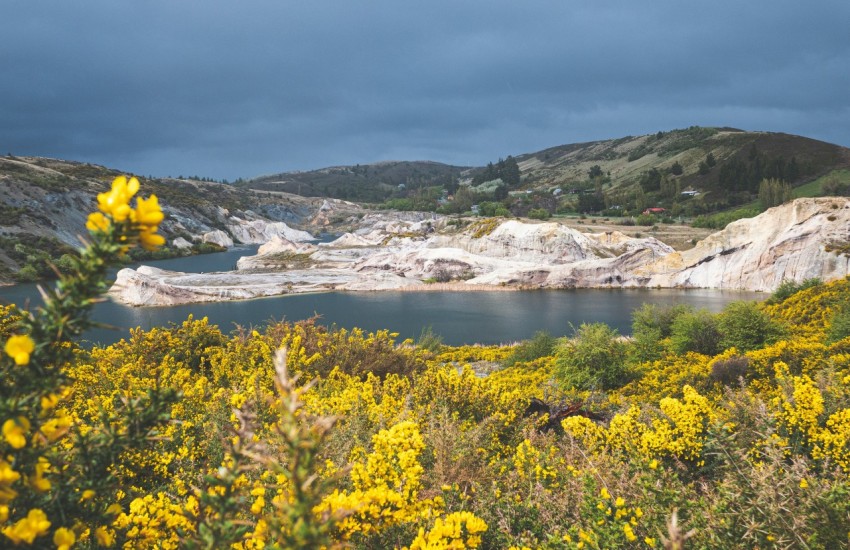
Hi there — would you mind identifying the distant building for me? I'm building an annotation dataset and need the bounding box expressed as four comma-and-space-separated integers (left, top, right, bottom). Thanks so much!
642, 207, 666, 215
680, 190, 699, 197
471, 204, 480, 214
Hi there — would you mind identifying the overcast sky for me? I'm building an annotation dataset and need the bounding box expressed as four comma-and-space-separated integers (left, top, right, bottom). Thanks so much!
1, 1, 848, 181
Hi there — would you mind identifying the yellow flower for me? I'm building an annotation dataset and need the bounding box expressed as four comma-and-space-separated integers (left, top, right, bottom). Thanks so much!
86, 212, 111, 232
5, 334, 35, 366
40, 393, 60, 411
0, 458, 21, 485
799, 478, 808, 489
94, 525, 115, 547
623, 522, 637, 542
54, 526, 76, 550
138, 226, 165, 251
134, 194, 164, 228
3, 417, 31, 449
80, 489, 95, 502
0, 504, 8, 523
30, 457, 51, 492
97, 176, 139, 222
599, 487, 611, 500
645, 536, 657, 546
615, 496, 625, 508
2, 508, 51, 544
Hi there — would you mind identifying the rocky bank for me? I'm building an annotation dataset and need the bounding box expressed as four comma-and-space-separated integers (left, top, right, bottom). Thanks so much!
109, 198, 850, 306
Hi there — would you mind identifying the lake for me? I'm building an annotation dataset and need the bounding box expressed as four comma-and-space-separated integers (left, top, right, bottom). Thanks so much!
0, 245, 762, 346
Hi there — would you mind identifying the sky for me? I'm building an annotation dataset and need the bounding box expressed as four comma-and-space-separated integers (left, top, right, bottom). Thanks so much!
1, 1, 848, 182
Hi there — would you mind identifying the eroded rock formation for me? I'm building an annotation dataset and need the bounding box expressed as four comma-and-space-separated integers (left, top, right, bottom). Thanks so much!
109, 198, 850, 305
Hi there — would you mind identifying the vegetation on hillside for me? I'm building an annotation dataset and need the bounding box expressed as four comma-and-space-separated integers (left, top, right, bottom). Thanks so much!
239, 128, 850, 225
4, 184, 850, 548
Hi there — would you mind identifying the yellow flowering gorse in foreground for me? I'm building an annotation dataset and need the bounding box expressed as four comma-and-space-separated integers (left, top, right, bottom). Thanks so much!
4, 178, 850, 547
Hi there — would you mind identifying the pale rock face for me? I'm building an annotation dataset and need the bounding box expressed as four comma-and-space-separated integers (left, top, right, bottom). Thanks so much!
225, 217, 315, 244
235, 237, 318, 271
110, 199, 850, 305
172, 237, 193, 249
202, 230, 234, 248
641, 198, 850, 290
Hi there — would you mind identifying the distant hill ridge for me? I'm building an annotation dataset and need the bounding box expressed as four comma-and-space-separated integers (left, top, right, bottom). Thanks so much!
242, 127, 850, 207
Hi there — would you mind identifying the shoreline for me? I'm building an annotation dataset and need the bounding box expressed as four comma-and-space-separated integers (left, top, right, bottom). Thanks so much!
395, 282, 518, 292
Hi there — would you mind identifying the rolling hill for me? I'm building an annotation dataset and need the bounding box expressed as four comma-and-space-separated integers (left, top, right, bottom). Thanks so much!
242, 127, 850, 214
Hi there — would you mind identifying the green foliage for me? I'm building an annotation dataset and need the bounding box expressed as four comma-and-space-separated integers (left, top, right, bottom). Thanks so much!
718, 301, 786, 352
527, 208, 551, 220
691, 207, 759, 229
635, 213, 657, 226
639, 168, 662, 192
502, 331, 556, 368
766, 278, 822, 305
416, 325, 444, 353
473, 156, 520, 187
555, 323, 630, 390
827, 307, 850, 344
758, 177, 793, 208
670, 309, 722, 356
631, 303, 693, 362
670, 161, 683, 176
0, 234, 78, 282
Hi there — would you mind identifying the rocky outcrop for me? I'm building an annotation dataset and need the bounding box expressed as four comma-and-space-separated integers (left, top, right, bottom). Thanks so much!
641, 197, 850, 290
109, 199, 850, 305
202, 230, 234, 248
225, 216, 316, 244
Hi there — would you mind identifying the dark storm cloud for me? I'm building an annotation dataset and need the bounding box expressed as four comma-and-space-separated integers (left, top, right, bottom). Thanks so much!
1, 0, 848, 180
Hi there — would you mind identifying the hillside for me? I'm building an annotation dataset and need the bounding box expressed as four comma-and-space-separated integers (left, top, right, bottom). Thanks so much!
244, 160, 469, 202
0, 156, 364, 284
242, 127, 850, 217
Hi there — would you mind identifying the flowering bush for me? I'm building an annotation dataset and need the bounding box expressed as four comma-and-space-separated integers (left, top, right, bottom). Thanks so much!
4, 177, 850, 547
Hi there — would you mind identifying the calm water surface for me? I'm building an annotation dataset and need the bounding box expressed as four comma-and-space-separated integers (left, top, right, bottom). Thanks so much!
0, 245, 762, 346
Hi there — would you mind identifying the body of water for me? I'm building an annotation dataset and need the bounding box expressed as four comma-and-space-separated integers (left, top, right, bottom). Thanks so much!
0, 245, 763, 346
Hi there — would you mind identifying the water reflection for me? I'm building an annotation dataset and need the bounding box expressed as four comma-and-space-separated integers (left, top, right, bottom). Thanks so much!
0, 246, 763, 346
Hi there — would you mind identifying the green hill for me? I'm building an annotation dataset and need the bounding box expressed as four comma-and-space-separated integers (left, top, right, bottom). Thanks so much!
242, 127, 850, 216
244, 160, 469, 203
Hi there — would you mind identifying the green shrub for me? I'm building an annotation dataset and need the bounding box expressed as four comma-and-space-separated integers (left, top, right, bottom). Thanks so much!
827, 308, 850, 344
503, 331, 556, 368
630, 303, 693, 362
718, 301, 786, 352
555, 323, 630, 390
766, 278, 822, 305
670, 309, 722, 356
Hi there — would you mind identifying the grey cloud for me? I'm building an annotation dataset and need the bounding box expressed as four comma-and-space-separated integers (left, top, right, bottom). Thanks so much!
1, 0, 848, 180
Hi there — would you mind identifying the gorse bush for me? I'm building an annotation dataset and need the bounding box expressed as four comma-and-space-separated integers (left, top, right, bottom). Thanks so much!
502, 330, 556, 368
555, 323, 630, 391
4, 175, 850, 547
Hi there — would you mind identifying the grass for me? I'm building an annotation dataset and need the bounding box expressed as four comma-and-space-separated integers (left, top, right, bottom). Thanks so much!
794, 168, 850, 198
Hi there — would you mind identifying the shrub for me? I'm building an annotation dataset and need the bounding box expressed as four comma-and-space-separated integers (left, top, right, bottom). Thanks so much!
555, 323, 630, 390
631, 303, 693, 362
766, 278, 822, 305
718, 301, 786, 352
502, 331, 556, 368
827, 307, 850, 344
670, 309, 722, 356
709, 355, 749, 386
527, 208, 551, 220
635, 213, 657, 226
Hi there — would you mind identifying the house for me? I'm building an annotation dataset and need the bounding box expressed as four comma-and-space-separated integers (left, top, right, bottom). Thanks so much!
680, 190, 699, 197
642, 207, 666, 215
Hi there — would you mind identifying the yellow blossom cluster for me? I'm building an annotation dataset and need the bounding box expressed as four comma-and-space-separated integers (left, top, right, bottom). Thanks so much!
88, 175, 165, 250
